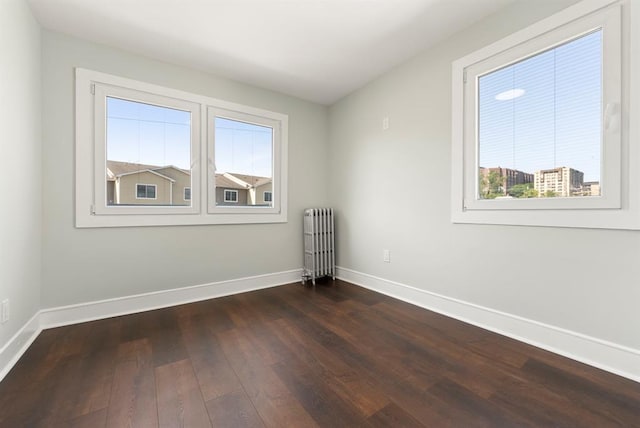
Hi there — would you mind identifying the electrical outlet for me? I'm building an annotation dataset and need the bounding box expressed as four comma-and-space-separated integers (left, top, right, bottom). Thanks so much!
383, 249, 391, 263
382, 117, 389, 130
1, 299, 9, 324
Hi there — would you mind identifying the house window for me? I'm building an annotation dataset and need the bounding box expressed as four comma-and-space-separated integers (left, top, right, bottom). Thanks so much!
451, 0, 628, 229
224, 189, 238, 203
264, 191, 273, 203
136, 184, 157, 199
75, 68, 288, 227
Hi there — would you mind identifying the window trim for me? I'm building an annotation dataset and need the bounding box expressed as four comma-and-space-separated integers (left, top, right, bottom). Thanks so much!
223, 189, 239, 203
451, 0, 635, 229
135, 184, 158, 200
75, 68, 289, 228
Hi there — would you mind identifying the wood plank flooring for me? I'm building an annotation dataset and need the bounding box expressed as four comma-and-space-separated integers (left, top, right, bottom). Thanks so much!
1, 280, 639, 427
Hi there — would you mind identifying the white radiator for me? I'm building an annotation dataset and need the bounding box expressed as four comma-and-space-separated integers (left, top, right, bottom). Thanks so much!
302, 208, 336, 285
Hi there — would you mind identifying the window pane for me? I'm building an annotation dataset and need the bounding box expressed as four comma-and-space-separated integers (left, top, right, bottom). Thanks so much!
477, 30, 602, 199
136, 184, 145, 198
214, 117, 273, 207
106, 97, 192, 206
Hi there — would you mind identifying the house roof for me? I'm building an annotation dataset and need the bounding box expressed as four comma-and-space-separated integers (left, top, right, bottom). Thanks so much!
107, 160, 188, 181
107, 160, 161, 177
106, 160, 272, 189
227, 173, 272, 187
214, 174, 248, 190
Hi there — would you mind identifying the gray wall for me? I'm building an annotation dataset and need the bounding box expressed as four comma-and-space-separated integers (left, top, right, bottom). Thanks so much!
41, 31, 329, 308
328, 0, 640, 351
0, 0, 42, 348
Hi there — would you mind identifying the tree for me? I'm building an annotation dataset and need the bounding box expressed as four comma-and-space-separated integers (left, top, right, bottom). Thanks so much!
508, 183, 538, 198
479, 170, 505, 199
544, 190, 557, 198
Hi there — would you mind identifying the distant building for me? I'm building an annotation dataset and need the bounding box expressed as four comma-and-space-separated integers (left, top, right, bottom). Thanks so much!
534, 167, 584, 197
581, 181, 601, 197
479, 167, 534, 195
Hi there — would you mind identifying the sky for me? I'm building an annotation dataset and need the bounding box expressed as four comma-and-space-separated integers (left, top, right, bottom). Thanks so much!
214, 117, 273, 178
478, 30, 602, 182
106, 99, 273, 178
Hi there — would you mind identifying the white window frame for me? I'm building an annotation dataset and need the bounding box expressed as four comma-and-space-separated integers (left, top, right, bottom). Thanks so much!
223, 189, 239, 203
136, 184, 157, 200
183, 187, 191, 201
451, 0, 636, 229
208, 107, 284, 215
75, 68, 288, 227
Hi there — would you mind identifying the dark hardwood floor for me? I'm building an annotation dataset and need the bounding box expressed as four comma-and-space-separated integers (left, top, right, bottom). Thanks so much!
1, 280, 639, 427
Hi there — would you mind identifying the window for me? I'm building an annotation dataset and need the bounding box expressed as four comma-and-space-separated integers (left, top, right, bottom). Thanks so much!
90, 81, 199, 216
223, 189, 238, 203
264, 191, 273, 203
105, 96, 194, 209
76, 68, 288, 227
208, 108, 283, 214
136, 184, 157, 200
451, 0, 631, 229
478, 31, 602, 201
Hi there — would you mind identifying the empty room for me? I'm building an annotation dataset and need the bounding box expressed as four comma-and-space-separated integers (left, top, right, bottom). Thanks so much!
1, 0, 639, 426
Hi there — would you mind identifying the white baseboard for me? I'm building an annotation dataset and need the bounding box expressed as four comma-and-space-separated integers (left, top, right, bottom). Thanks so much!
39, 269, 302, 329
337, 266, 640, 383
0, 269, 302, 382
0, 312, 41, 382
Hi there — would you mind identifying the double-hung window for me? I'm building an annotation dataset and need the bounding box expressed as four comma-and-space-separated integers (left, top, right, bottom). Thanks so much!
451, 0, 629, 229
76, 69, 288, 227
136, 184, 157, 200
223, 189, 239, 203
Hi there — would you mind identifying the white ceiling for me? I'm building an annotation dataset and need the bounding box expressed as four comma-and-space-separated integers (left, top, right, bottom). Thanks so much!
28, 0, 515, 105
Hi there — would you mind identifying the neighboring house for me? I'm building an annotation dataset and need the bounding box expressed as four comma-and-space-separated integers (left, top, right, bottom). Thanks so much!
106, 160, 272, 207
214, 172, 273, 206
106, 161, 191, 206
214, 173, 250, 206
